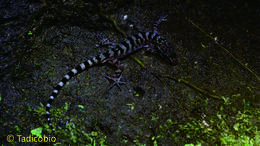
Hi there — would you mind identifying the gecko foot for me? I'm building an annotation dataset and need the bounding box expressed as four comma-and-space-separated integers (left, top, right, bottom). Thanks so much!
105, 69, 126, 91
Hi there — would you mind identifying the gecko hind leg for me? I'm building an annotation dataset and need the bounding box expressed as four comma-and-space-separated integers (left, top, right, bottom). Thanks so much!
105, 60, 126, 91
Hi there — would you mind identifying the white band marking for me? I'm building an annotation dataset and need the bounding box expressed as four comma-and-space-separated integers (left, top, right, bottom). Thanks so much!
99, 53, 105, 61
131, 36, 137, 46
92, 57, 98, 63
80, 63, 86, 70
64, 75, 70, 80
145, 32, 150, 40
138, 33, 144, 41
58, 82, 64, 87
151, 33, 156, 39
88, 60, 93, 66
156, 35, 161, 41
109, 49, 114, 57
72, 69, 77, 74
125, 39, 132, 51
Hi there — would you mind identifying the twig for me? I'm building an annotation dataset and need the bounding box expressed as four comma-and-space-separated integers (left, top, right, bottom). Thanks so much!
98, 5, 127, 38
173, 7, 260, 82
164, 75, 223, 100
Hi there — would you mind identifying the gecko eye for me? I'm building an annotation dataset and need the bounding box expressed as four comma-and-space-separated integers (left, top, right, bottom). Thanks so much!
156, 39, 177, 65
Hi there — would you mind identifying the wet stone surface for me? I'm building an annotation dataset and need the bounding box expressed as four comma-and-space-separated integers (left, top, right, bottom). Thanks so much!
1, 0, 259, 145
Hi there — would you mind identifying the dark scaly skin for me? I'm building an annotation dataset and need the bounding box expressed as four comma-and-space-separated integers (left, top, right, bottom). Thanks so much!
46, 31, 177, 132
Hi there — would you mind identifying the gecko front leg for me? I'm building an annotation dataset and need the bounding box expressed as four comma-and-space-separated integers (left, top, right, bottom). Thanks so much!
153, 15, 167, 33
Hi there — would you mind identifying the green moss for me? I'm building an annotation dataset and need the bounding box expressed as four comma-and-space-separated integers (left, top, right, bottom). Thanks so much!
31, 127, 43, 137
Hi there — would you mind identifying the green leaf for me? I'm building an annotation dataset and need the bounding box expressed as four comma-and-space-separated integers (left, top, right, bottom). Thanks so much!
233, 123, 239, 131
132, 56, 145, 68
31, 127, 42, 137
184, 144, 194, 146
167, 119, 173, 125
152, 136, 155, 140
201, 42, 208, 48
78, 105, 84, 109
15, 125, 21, 133
28, 31, 32, 35
64, 102, 69, 110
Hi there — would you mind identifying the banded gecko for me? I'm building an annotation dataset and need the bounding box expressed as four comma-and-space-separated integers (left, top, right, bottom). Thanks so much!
46, 17, 177, 132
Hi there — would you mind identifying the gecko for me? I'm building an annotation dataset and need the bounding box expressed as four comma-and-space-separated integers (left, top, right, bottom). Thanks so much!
46, 16, 177, 132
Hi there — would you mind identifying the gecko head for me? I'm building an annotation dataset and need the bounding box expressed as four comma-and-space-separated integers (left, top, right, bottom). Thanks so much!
156, 38, 178, 65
